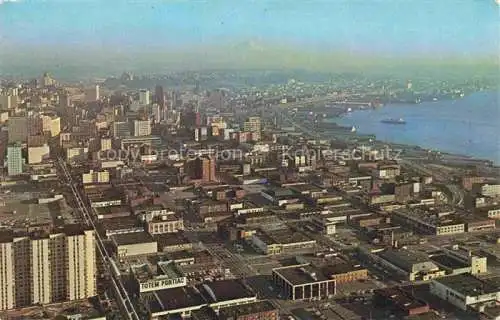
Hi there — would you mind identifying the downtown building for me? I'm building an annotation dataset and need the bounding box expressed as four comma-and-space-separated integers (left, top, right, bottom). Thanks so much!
0, 225, 96, 310
6, 143, 23, 176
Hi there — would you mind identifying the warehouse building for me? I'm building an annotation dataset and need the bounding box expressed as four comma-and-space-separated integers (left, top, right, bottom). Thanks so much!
112, 231, 157, 257
218, 300, 278, 320
377, 249, 445, 281
430, 273, 500, 311
145, 279, 257, 319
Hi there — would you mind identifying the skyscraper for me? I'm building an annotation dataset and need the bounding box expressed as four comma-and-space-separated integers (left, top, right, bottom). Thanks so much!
244, 116, 261, 132
139, 89, 150, 105
112, 121, 131, 138
41, 72, 56, 87
7, 143, 23, 176
188, 156, 216, 182
86, 85, 100, 102
243, 116, 262, 141
59, 93, 71, 108
94, 85, 100, 100
154, 85, 165, 107
152, 104, 162, 123
8, 116, 28, 143
171, 90, 180, 109
0, 94, 18, 109
41, 114, 61, 137
133, 119, 151, 137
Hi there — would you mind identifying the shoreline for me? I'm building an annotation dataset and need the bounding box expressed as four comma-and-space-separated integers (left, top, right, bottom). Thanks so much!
326, 93, 498, 166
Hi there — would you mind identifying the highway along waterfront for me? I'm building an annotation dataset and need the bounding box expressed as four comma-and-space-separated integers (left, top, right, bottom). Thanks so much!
331, 91, 500, 164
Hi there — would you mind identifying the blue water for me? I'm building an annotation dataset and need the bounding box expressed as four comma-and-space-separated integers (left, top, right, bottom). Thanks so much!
334, 91, 500, 163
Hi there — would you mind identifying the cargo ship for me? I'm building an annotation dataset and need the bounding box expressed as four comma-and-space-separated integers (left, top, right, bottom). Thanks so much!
381, 118, 406, 125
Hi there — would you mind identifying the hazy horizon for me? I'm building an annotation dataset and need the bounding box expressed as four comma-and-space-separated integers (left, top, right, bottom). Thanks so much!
1, 0, 498, 78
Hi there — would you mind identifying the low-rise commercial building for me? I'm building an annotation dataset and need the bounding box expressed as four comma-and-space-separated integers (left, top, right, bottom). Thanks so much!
392, 207, 465, 236
272, 263, 336, 300
112, 231, 157, 257
430, 274, 500, 311
476, 206, 500, 219
147, 213, 184, 235
373, 287, 430, 317
321, 263, 368, 284
145, 279, 257, 319
463, 217, 496, 232
27, 144, 50, 164
378, 249, 445, 281
430, 254, 487, 276
155, 233, 193, 253
251, 228, 316, 256
218, 300, 278, 320
440, 246, 487, 274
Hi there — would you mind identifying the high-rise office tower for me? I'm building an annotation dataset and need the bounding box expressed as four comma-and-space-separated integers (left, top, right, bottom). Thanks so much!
133, 119, 151, 137
188, 156, 216, 182
100, 137, 112, 151
7, 143, 23, 176
139, 89, 150, 105
0, 225, 96, 310
59, 93, 72, 108
86, 85, 100, 102
154, 85, 165, 107
171, 90, 180, 109
8, 116, 28, 143
0, 94, 18, 109
41, 72, 56, 87
41, 114, 61, 137
112, 121, 131, 138
94, 85, 100, 100
28, 115, 44, 136
152, 104, 162, 123
244, 116, 261, 133
244, 116, 262, 141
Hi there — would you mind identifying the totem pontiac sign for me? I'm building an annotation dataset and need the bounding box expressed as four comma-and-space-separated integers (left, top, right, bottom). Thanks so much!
139, 277, 187, 292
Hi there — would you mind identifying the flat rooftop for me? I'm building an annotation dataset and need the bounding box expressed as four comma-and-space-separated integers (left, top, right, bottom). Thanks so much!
99, 216, 141, 232
244, 193, 273, 206
0, 223, 90, 242
157, 261, 184, 279
290, 183, 325, 193
430, 254, 469, 269
395, 207, 464, 227
147, 286, 206, 314
95, 205, 131, 216
166, 250, 195, 261
257, 227, 314, 245
273, 228, 314, 244
375, 287, 428, 311
219, 300, 276, 318
154, 232, 191, 247
0, 198, 73, 229
273, 265, 330, 286
433, 273, 499, 296
112, 231, 155, 246
379, 249, 431, 272
263, 187, 295, 198
322, 263, 366, 276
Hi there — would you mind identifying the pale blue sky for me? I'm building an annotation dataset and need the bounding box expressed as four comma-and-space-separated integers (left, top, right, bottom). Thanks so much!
0, 0, 498, 74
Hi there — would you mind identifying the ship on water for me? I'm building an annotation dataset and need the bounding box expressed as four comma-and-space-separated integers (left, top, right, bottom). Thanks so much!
381, 118, 406, 124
